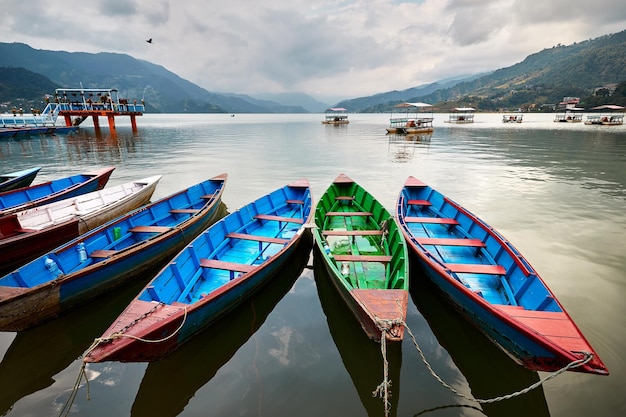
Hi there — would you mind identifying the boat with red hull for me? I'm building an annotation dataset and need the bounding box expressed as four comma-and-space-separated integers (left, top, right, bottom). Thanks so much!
396, 176, 608, 375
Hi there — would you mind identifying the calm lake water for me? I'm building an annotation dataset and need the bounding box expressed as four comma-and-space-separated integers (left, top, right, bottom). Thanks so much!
0, 113, 624, 417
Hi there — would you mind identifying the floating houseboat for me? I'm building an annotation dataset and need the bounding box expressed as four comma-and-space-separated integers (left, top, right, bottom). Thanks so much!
386, 102, 434, 134
445, 107, 475, 124
584, 105, 625, 126
554, 108, 584, 123
322, 108, 349, 125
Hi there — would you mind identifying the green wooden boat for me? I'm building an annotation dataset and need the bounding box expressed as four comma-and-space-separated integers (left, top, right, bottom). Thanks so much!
312, 173, 409, 342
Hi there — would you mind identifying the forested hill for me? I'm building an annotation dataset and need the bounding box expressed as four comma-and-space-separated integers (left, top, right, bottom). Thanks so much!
341, 29, 626, 112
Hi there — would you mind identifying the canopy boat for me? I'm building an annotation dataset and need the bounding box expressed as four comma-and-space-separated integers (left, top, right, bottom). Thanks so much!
0, 167, 41, 193
322, 107, 349, 125
502, 113, 523, 123
396, 176, 608, 375
312, 174, 408, 343
0, 174, 227, 331
445, 107, 475, 124
83, 179, 312, 362
386, 102, 434, 134
584, 105, 625, 125
554, 108, 584, 123
0, 167, 115, 216
0, 175, 161, 275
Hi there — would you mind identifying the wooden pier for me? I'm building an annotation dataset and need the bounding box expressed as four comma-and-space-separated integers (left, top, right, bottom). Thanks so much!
53, 88, 144, 135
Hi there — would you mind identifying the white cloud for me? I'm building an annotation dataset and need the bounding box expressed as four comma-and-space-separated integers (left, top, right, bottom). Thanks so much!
1, 0, 624, 103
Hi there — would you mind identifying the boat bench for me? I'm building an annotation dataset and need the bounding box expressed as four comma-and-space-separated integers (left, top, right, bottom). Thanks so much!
89, 249, 118, 259
325, 211, 372, 217
407, 199, 432, 206
335, 196, 354, 202
227, 232, 289, 246
201, 193, 217, 200
286, 199, 304, 205
199, 258, 255, 280
333, 254, 392, 263
446, 263, 506, 275
403, 217, 459, 225
417, 237, 485, 247
254, 214, 303, 224
322, 230, 383, 236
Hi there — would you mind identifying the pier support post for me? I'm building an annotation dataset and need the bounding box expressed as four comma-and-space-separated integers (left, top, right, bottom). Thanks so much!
130, 115, 138, 133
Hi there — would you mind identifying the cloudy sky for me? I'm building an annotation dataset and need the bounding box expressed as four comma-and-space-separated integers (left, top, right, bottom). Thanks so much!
3, 0, 626, 103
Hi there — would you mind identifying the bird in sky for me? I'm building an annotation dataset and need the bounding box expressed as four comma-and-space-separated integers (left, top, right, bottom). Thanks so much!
146, 38, 153, 44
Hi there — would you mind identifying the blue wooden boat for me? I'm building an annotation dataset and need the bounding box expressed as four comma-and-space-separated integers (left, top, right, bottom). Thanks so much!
0, 174, 227, 331
0, 167, 41, 193
396, 176, 608, 375
83, 179, 312, 362
0, 167, 115, 216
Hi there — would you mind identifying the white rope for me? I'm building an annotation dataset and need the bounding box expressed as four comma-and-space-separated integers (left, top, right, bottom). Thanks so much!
372, 329, 392, 417
404, 321, 594, 404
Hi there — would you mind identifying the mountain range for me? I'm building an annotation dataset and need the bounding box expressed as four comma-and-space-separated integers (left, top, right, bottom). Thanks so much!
1, 29, 625, 114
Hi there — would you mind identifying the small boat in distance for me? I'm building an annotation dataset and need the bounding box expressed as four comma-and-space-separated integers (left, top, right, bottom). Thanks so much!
322, 107, 349, 125
0, 174, 227, 331
386, 102, 434, 134
554, 108, 584, 122
312, 173, 409, 343
396, 176, 608, 375
502, 113, 523, 123
0, 167, 115, 217
0, 175, 161, 275
84, 178, 312, 362
0, 167, 41, 193
584, 105, 625, 125
445, 107, 475, 124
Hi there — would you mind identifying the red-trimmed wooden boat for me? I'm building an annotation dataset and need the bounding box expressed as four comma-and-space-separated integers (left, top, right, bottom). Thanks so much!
0, 167, 115, 216
83, 178, 312, 362
312, 174, 409, 343
396, 176, 608, 375
0, 174, 227, 331
0, 167, 41, 193
0, 175, 161, 275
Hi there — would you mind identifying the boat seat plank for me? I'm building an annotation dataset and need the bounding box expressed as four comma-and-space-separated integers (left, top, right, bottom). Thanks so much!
447, 263, 506, 275
129, 225, 172, 233
286, 199, 304, 205
90, 249, 118, 258
199, 258, 255, 273
227, 232, 289, 245
254, 214, 303, 224
335, 196, 355, 201
333, 255, 392, 263
417, 237, 485, 247
403, 217, 459, 225
170, 209, 200, 214
322, 230, 384, 236
407, 199, 432, 206
325, 211, 372, 217
201, 193, 216, 199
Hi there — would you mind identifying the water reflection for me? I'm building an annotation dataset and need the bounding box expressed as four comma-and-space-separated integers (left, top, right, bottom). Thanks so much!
314, 255, 402, 417
129, 236, 312, 417
0, 276, 151, 415
387, 133, 431, 163
409, 269, 550, 417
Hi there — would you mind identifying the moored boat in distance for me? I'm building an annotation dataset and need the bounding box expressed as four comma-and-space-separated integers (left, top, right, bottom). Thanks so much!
502, 113, 523, 123
83, 178, 312, 362
584, 104, 625, 125
322, 107, 350, 125
0, 174, 227, 331
386, 102, 434, 134
554, 108, 584, 122
396, 176, 608, 375
445, 107, 475, 124
0, 175, 161, 275
0, 167, 41, 193
0, 167, 115, 216
312, 173, 409, 343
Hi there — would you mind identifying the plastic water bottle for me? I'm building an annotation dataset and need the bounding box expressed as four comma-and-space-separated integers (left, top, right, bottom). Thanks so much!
323, 241, 331, 255
77, 242, 88, 262
341, 262, 350, 276
44, 256, 63, 278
